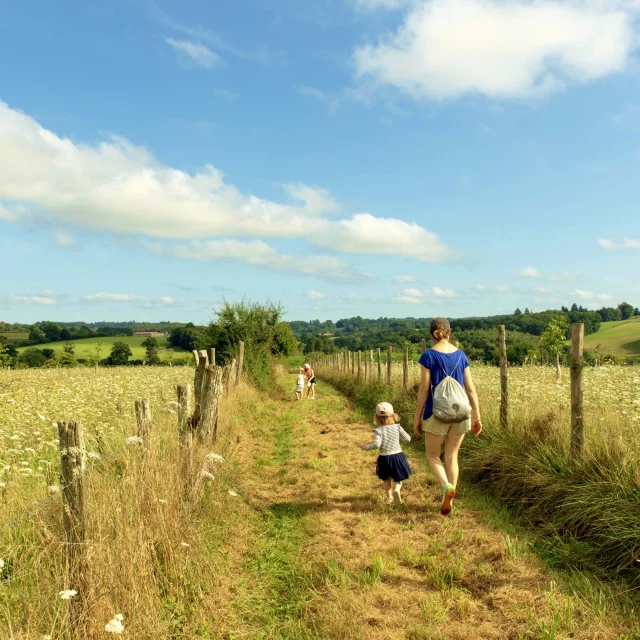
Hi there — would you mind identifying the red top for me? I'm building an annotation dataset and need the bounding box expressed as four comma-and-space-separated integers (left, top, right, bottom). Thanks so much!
305, 368, 314, 379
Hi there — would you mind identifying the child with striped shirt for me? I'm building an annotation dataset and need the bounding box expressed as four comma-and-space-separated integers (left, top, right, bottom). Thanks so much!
361, 402, 412, 505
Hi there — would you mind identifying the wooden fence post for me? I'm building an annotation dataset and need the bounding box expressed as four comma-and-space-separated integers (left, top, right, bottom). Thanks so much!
570, 323, 585, 459
209, 348, 216, 366
57, 420, 88, 635
498, 325, 509, 428
420, 339, 426, 354
351, 351, 355, 376
236, 341, 245, 387
198, 365, 224, 444
403, 348, 409, 390
177, 384, 192, 483
135, 399, 151, 450
357, 351, 361, 379
364, 353, 368, 380
387, 346, 392, 385
377, 348, 381, 381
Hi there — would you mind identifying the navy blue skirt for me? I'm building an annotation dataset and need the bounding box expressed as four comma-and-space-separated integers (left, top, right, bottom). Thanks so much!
376, 453, 412, 482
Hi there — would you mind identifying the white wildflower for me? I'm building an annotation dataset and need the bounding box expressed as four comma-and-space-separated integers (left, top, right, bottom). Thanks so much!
0, 559, 4, 568
105, 613, 125, 634
38, 414, 46, 421
48, 485, 61, 494
125, 436, 143, 446
201, 470, 215, 481
228, 490, 239, 497
59, 589, 78, 600
206, 453, 225, 463
0, 483, 6, 489
180, 542, 190, 548
43, 635, 53, 640
157, 498, 168, 504
87, 451, 101, 460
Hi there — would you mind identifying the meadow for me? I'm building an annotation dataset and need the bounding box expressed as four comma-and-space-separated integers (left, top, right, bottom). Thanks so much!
582, 317, 640, 362
15, 335, 188, 362
2, 364, 640, 638
0, 332, 29, 342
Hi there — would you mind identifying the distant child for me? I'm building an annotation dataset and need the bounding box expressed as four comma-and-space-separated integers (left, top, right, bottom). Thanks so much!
362, 402, 412, 505
295, 368, 305, 401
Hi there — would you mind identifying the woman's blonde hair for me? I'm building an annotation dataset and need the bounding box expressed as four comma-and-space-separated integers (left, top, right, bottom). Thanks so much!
374, 412, 400, 426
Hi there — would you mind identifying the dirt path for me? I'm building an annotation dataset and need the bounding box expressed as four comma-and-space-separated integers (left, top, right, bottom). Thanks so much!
227, 373, 630, 640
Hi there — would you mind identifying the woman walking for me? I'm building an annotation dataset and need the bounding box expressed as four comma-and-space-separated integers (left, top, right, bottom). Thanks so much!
303, 363, 316, 400
413, 317, 482, 516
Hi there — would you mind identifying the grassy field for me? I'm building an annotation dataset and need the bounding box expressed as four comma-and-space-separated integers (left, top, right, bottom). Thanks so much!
0, 331, 29, 342
582, 317, 640, 361
1, 366, 639, 638
15, 335, 188, 361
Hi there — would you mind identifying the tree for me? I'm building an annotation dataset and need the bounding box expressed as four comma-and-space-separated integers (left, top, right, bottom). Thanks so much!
57, 352, 77, 368
60, 327, 72, 341
19, 348, 47, 368
634, 307, 640, 317
524, 307, 531, 314
0, 344, 12, 368
28, 326, 46, 344
107, 341, 132, 366
514, 308, 522, 316
41, 348, 56, 360
539, 316, 569, 380
63, 341, 75, 355
40, 321, 62, 343
618, 302, 634, 320
141, 337, 161, 365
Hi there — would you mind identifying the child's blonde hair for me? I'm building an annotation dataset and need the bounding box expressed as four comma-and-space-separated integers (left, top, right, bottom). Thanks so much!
374, 412, 400, 426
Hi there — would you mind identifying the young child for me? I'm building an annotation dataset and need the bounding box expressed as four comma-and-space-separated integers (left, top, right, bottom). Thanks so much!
362, 402, 412, 505
294, 368, 305, 401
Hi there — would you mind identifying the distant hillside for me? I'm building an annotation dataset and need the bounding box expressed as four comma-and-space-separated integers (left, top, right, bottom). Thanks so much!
583, 318, 640, 362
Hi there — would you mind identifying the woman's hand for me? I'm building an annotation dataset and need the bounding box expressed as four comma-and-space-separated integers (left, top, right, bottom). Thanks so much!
471, 419, 482, 438
414, 417, 423, 440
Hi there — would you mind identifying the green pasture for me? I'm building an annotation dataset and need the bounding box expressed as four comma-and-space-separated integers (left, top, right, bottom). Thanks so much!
0, 332, 29, 342
16, 336, 190, 361
583, 317, 640, 361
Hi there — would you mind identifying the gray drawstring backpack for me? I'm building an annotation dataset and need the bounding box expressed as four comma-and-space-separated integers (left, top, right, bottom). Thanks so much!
432, 354, 472, 424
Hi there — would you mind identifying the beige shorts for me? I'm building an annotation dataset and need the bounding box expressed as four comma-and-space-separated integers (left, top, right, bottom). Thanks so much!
422, 415, 471, 436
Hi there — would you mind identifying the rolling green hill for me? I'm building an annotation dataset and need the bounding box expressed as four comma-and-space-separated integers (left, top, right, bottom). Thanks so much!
583, 317, 640, 362
16, 336, 189, 362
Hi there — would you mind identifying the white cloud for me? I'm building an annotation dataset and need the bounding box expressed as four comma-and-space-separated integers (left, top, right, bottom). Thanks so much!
307, 290, 326, 300
571, 289, 613, 302
85, 293, 144, 302
316, 213, 454, 262
145, 239, 369, 283
536, 286, 553, 294
518, 266, 542, 278
51, 229, 75, 247
495, 285, 510, 293
395, 274, 416, 283
353, 0, 636, 100
165, 38, 221, 69
7, 295, 57, 305
280, 183, 341, 216
393, 286, 457, 303
160, 297, 174, 305
0, 101, 456, 271
598, 237, 640, 251
475, 284, 486, 291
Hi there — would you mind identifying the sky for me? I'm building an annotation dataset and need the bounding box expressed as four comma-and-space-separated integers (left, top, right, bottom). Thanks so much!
1, 0, 639, 324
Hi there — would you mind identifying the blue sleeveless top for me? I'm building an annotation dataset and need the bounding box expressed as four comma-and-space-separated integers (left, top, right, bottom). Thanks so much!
418, 349, 470, 420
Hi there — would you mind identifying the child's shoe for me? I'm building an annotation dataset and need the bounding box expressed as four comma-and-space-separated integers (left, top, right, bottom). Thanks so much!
393, 490, 403, 506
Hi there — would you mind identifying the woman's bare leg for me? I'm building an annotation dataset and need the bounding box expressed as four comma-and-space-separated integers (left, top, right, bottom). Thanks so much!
425, 433, 448, 488
444, 433, 465, 487
310, 383, 316, 399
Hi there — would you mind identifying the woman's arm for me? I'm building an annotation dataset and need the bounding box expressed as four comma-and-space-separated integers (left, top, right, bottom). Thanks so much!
413, 365, 431, 439
463, 367, 482, 437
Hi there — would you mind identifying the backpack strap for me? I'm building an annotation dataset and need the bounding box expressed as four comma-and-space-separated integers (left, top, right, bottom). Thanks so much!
432, 350, 463, 378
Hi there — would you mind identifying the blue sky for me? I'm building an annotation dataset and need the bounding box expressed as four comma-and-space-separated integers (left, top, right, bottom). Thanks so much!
1, 0, 639, 324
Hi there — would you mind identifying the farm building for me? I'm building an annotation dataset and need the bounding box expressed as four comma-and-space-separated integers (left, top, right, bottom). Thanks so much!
133, 331, 166, 338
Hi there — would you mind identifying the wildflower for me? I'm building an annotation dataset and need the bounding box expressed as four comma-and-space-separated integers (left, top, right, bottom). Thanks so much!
157, 498, 168, 504
105, 613, 125, 634
0, 559, 4, 568
201, 470, 215, 481
180, 542, 190, 548
125, 436, 143, 446
87, 451, 101, 460
228, 490, 239, 497
43, 635, 53, 640
48, 485, 61, 494
38, 414, 46, 421
59, 589, 78, 600
0, 482, 6, 489
206, 453, 225, 463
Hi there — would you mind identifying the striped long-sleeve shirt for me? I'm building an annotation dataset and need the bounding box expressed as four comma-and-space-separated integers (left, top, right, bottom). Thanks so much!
364, 423, 411, 456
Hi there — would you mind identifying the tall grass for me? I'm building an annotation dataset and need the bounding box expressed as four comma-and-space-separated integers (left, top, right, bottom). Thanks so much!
315, 363, 640, 588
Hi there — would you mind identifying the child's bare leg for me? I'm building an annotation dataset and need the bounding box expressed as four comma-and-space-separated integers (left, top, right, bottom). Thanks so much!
383, 478, 393, 504
392, 481, 403, 505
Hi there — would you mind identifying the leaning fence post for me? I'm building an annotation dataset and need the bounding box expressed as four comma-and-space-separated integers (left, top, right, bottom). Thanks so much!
236, 341, 245, 387
403, 348, 409, 390
135, 399, 152, 450
177, 384, 192, 483
357, 350, 361, 379
387, 346, 392, 385
199, 365, 223, 443
570, 323, 585, 459
57, 420, 88, 635
498, 325, 509, 428
377, 348, 381, 381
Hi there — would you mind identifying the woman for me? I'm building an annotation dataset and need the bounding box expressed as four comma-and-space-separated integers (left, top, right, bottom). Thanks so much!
413, 317, 482, 516
303, 363, 316, 400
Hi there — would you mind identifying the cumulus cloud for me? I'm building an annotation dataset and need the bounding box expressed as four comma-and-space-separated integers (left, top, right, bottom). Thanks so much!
165, 37, 221, 69
0, 100, 455, 275
6, 295, 56, 305
307, 290, 326, 300
571, 289, 613, 301
393, 286, 457, 303
395, 274, 416, 283
476, 284, 510, 293
598, 237, 640, 251
518, 266, 542, 278
145, 239, 370, 283
51, 229, 76, 247
353, 0, 636, 100
85, 293, 144, 302
536, 286, 553, 293
316, 213, 454, 262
